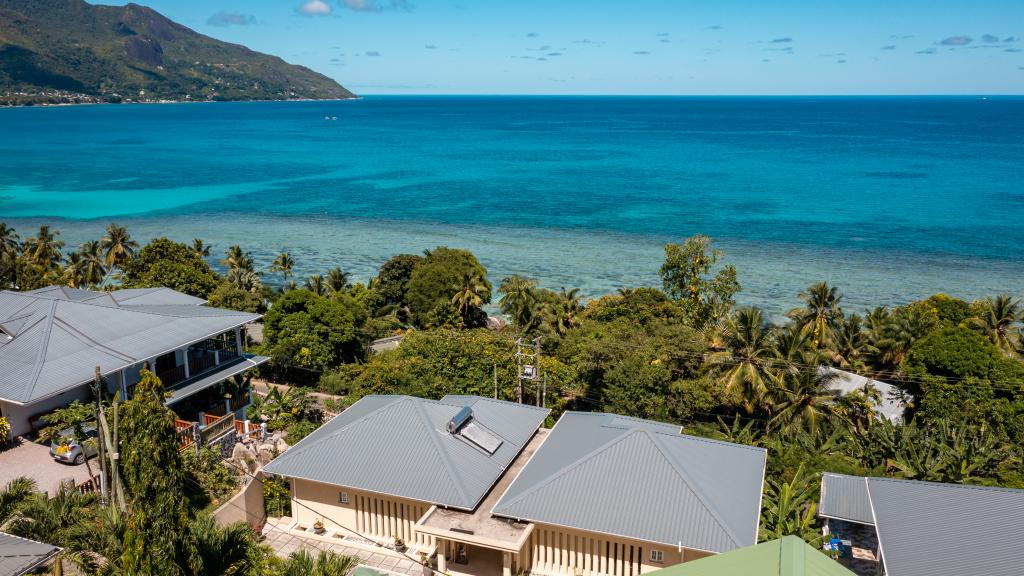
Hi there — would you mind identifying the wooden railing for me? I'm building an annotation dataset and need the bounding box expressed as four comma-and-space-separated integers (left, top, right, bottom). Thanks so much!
203, 413, 222, 426
235, 419, 264, 442
77, 474, 103, 495
157, 365, 186, 387
176, 419, 197, 451
200, 413, 235, 445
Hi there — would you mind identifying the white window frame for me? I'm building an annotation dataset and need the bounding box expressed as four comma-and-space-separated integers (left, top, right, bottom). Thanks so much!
649, 550, 664, 564
338, 491, 349, 505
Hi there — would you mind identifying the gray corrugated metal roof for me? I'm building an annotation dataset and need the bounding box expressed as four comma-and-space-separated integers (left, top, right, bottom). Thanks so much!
0, 531, 60, 576
820, 367, 906, 423
866, 477, 1024, 576
24, 285, 206, 306
491, 412, 767, 553
819, 473, 874, 525
165, 355, 269, 405
0, 288, 259, 404
262, 395, 549, 511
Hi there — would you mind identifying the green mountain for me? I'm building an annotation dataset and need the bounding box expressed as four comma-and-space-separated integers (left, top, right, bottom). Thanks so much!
0, 0, 355, 105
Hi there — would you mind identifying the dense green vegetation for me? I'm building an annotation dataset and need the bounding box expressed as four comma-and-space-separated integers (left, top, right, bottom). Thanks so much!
4, 221, 1024, 549
0, 368, 354, 575
0, 0, 354, 105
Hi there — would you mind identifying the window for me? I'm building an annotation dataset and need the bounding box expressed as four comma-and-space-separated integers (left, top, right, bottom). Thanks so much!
338, 492, 349, 505
649, 550, 664, 564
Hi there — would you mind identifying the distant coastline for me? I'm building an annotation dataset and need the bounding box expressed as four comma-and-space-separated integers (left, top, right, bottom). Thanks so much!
0, 94, 360, 108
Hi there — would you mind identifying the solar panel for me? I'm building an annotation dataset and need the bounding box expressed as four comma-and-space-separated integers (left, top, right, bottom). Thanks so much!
459, 420, 503, 455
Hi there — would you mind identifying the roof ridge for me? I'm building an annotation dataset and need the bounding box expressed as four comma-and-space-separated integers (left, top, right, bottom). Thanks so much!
646, 429, 746, 548
494, 426, 649, 512
412, 399, 473, 506
51, 314, 138, 364
866, 475, 1024, 494
24, 300, 58, 403
269, 396, 409, 462
21, 291, 252, 319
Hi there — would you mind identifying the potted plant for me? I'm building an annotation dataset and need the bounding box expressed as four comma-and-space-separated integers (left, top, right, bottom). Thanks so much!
394, 536, 406, 552
313, 519, 325, 534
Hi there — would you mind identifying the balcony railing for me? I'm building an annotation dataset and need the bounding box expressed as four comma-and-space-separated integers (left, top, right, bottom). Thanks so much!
200, 413, 236, 445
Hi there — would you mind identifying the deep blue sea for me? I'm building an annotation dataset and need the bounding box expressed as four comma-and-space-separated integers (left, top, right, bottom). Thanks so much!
2, 96, 1022, 317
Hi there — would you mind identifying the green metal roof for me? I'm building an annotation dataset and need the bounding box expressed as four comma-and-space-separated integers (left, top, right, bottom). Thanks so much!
648, 536, 855, 576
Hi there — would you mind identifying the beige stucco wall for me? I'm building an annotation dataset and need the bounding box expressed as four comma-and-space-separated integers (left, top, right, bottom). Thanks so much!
291, 478, 436, 549
1, 384, 92, 438
521, 523, 713, 576
214, 472, 266, 529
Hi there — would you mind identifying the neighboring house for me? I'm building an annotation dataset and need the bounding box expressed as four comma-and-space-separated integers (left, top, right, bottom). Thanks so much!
820, 367, 906, 424
819, 473, 1024, 576
263, 396, 767, 576
368, 334, 404, 355
0, 286, 267, 449
0, 531, 60, 576
642, 536, 855, 576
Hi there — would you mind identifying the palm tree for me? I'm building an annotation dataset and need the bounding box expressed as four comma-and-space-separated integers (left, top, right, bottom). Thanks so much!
498, 275, 538, 329
100, 223, 138, 269
0, 477, 36, 526
773, 324, 817, 372
0, 223, 20, 288
451, 272, 487, 316
191, 238, 212, 260
969, 295, 1021, 355
79, 241, 107, 288
552, 287, 584, 335
221, 245, 254, 273
305, 274, 327, 296
787, 281, 843, 349
22, 225, 64, 270
269, 251, 295, 281
62, 252, 87, 288
6, 488, 100, 551
277, 549, 356, 576
326, 267, 349, 293
704, 307, 777, 411
767, 368, 840, 434
190, 513, 264, 576
829, 313, 872, 370
870, 306, 936, 376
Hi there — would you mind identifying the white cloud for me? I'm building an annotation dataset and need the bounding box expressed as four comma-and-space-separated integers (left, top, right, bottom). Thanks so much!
297, 0, 332, 16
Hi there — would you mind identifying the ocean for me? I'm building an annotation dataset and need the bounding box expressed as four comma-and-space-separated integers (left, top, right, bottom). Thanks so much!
2, 96, 1022, 318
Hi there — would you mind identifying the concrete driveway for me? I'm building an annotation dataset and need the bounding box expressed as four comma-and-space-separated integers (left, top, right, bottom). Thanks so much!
0, 438, 95, 496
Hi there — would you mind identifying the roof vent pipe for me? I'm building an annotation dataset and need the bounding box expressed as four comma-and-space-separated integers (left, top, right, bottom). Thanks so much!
447, 406, 473, 434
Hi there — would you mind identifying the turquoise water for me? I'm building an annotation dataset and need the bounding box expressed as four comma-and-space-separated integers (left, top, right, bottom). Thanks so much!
2, 96, 1022, 316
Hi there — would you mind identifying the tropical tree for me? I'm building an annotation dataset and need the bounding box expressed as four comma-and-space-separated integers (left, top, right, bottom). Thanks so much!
498, 275, 538, 329
767, 368, 839, 434
704, 306, 777, 411
0, 223, 20, 288
118, 368, 196, 576
221, 245, 255, 274
269, 252, 295, 281
969, 295, 1021, 356
275, 549, 356, 576
189, 513, 266, 576
100, 223, 139, 269
326, 267, 350, 293
550, 287, 584, 335
305, 274, 327, 297
62, 251, 87, 288
451, 271, 488, 318
829, 313, 872, 370
39, 400, 97, 479
79, 240, 108, 287
787, 282, 843, 349
832, 383, 883, 436
773, 324, 817, 372
22, 225, 64, 270
869, 305, 937, 375
758, 464, 822, 545
191, 238, 212, 260
659, 234, 740, 327
5, 488, 101, 565
0, 477, 36, 526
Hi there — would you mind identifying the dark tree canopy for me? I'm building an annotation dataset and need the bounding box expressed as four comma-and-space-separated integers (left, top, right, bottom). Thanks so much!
121, 238, 219, 297
404, 247, 491, 327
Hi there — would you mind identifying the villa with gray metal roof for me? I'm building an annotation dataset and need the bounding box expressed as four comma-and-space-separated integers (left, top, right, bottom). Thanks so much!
0, 531, 60, 576
0, 286, 266, 441
264, 402, 767, 576
819, 473, 1024, 576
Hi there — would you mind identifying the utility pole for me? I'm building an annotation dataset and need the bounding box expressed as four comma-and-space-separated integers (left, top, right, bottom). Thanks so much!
515, 337, 542, 405
93, 367, 108, 504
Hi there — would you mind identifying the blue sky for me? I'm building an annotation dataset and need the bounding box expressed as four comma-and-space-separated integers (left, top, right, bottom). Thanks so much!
95, 0, 1023, 95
